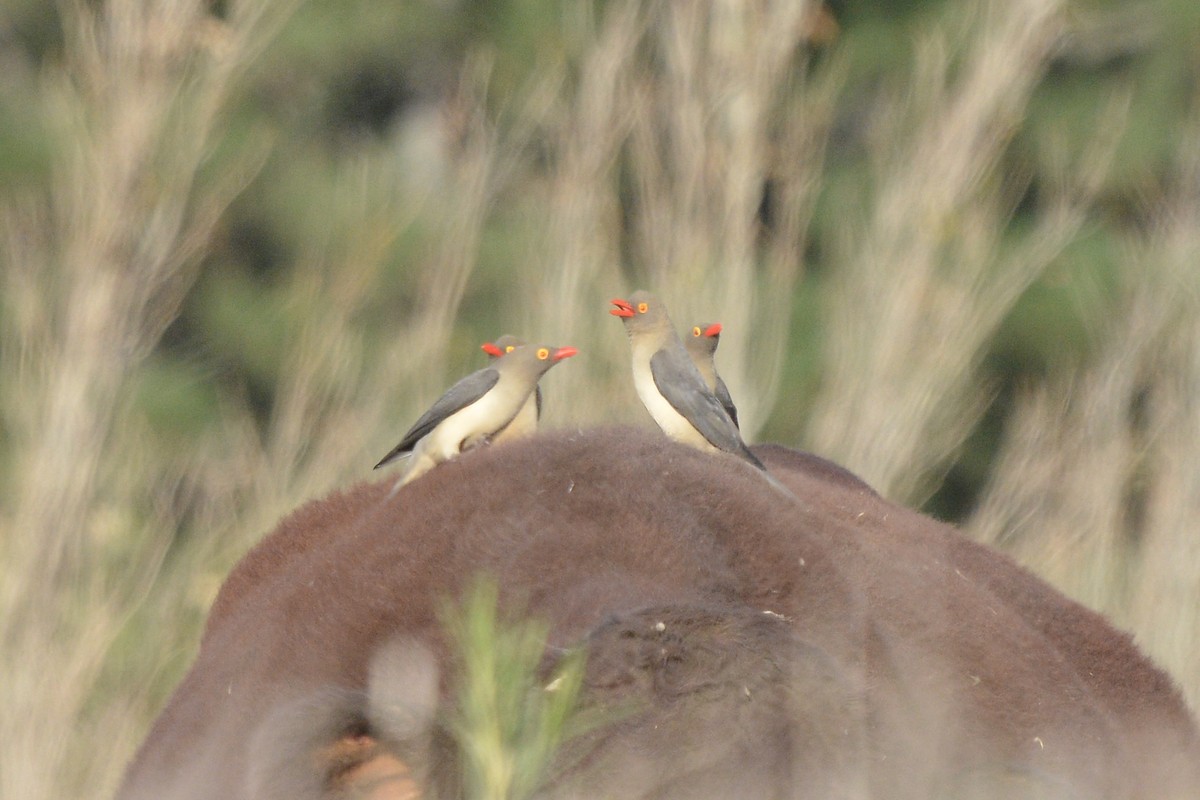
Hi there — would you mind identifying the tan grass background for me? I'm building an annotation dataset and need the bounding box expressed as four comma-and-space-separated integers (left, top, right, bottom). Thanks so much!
1, 0, 1197, 797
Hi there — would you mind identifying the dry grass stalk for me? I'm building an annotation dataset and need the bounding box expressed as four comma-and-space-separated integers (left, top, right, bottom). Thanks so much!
517, 0, 829, 435
805, 0, 1079, 503
0, 1, 295, 797
201, 73, 516, 570
626, 0, 826, 436
532, 2, 643, 428
1131, 318, 1200, 712
1127, 118, 1200, 709
969, 109, 1200, 711
968, 260, 1200, 713
965, 368, 1140, 608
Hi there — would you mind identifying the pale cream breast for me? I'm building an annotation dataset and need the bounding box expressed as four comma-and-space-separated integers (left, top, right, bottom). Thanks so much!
489, 394, 538, 445
418, 375, 528, 461
629, 346, 716, 451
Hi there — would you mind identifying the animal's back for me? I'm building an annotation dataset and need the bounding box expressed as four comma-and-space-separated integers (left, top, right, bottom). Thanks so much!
120, 427, 1200, 799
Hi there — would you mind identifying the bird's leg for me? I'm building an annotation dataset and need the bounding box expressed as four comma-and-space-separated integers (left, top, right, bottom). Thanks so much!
460, 433, 492, 452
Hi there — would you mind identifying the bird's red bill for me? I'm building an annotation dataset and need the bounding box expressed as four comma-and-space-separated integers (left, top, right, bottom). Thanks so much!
610, 298, 635, 318
552, 346, 579, 361
704, 323, 722, 337
481, 342, 504, 357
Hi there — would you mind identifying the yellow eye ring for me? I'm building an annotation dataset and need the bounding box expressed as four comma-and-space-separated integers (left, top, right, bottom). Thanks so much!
692, 326, 701, 337
505, 345, 516, 353
637, 302, 649, 314
536, 347, 550, 360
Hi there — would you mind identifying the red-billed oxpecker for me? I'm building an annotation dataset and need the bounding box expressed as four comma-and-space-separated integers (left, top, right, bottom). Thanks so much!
375, 343, 577, 488
684, 322, 739, 429
480, 335, 542, 446
611, 291, 764, 471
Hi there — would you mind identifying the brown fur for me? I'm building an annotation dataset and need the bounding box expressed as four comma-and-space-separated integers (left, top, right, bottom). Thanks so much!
119, 427, 1200, 799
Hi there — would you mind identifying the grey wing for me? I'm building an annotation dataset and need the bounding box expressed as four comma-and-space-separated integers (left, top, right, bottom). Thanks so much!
374, 368, 500, 469
650, 349, 741, 448
650, 348, 764, 470
714, 377, 739, 429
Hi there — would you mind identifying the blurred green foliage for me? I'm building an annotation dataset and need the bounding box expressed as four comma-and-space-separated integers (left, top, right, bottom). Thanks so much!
1, 0, 1195, 521
445, 579, 588, 800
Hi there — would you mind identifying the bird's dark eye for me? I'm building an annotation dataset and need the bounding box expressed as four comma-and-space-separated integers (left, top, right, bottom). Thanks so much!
638, 302, 649, 314
536, 347, 549, 360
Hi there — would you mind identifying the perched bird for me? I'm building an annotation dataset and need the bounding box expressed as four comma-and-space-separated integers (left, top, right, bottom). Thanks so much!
610, 291, 764, 471
480, 335, 542, 445
684, 322, 739, 429
375, 343, 578, 488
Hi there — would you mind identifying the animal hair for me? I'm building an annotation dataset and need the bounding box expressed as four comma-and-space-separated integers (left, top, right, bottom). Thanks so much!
120, 427, 1200, 799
